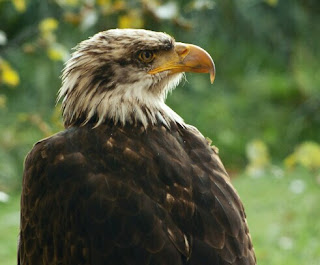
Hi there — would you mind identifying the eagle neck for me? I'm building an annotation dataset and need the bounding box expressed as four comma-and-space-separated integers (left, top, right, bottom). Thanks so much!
60, 72, 185, 129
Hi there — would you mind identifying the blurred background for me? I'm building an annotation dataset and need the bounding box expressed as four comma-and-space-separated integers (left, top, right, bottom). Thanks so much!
0, 0, 319, 264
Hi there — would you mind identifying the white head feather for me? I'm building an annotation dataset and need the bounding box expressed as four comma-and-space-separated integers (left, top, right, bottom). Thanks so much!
58, 29, 185, 128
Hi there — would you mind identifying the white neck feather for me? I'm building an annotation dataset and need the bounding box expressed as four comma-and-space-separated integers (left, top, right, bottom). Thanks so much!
59, 72, 185, 128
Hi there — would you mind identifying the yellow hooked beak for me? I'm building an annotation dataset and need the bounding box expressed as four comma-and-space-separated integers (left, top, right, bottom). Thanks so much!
148, 42, 215, 84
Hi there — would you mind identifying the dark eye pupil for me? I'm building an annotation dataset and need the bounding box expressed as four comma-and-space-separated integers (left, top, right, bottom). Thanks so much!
144, 51, 151, 58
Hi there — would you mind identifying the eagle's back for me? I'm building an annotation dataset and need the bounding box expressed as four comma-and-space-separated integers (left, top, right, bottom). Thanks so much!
19, 123, 256, 265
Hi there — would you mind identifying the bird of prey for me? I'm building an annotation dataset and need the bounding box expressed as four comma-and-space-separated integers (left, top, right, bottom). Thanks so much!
18, 29, 256, 265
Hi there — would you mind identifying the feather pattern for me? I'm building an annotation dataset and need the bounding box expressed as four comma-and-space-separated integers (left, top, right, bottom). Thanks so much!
19, 123, 256, 265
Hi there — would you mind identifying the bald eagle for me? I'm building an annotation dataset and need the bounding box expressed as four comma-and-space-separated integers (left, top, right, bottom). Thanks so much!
19, 29, 256, 265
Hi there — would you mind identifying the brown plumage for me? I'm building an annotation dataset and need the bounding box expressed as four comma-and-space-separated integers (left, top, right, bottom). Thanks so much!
19, 29, 256, 265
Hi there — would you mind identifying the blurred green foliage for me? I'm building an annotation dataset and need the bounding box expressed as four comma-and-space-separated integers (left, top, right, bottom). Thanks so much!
0, 0, 320, 190
1, 1, 320, 264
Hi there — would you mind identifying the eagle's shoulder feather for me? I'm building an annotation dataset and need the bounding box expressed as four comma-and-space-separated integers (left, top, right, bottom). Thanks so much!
19, 124, 255, 265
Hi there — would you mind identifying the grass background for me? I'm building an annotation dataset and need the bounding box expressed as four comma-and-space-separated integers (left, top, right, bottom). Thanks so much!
0, 192, 20, 265
1, 167, 319, 265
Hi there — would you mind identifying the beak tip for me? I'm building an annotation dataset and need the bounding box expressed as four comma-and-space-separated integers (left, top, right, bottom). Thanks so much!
210, 72, 215, 84
209, 62, 215, 84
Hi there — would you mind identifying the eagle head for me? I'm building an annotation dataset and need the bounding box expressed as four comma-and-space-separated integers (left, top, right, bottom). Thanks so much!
58, 29, 215, 128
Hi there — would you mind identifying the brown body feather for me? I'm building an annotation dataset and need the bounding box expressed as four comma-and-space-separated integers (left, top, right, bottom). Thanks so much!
19, 122, 255, 265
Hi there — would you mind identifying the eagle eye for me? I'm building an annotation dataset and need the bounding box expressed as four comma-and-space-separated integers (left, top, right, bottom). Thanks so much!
138, 50, 155, 63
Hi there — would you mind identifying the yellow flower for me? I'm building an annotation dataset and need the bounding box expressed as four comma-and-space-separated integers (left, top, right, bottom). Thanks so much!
285, 141, 320, 171
47, 44, 69, 62
264, 0, 278, 7
12, 0, 26, 13
96, 0, 111, 6
39, 18, 59, 34
0, 60, 20, 87
118, 10, 143, 29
